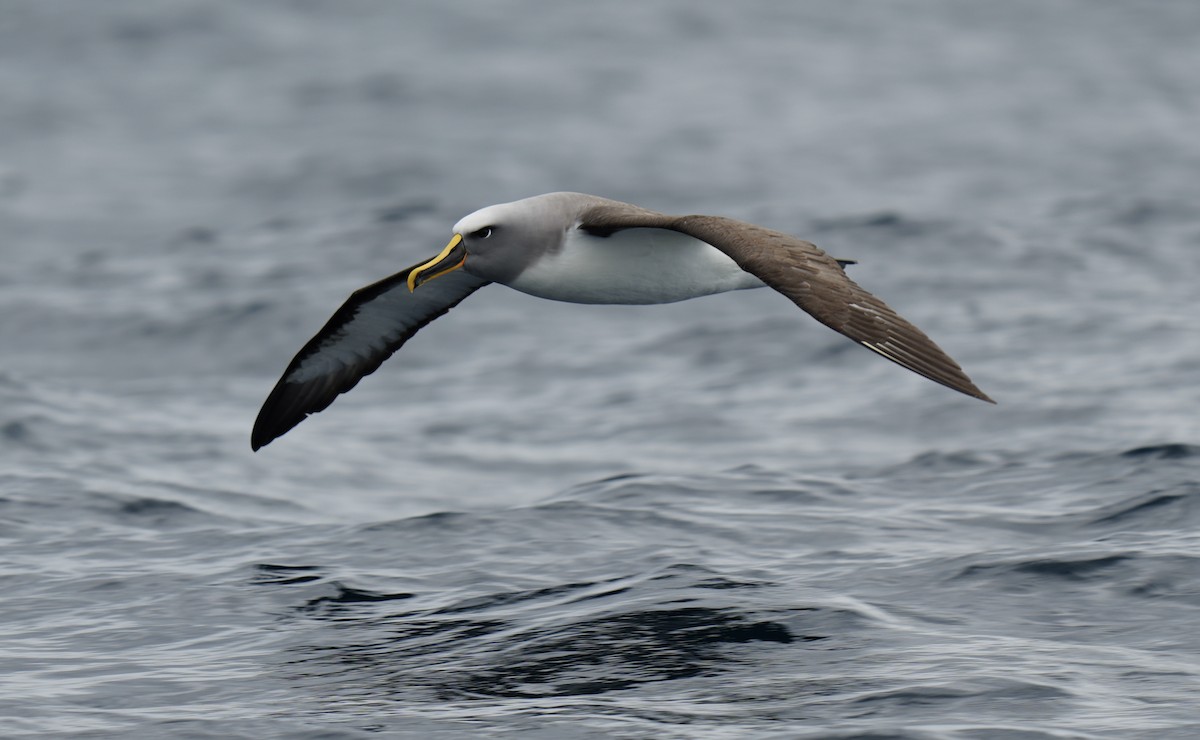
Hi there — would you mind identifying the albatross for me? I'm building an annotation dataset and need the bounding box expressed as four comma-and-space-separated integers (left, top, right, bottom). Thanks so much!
251, 192, 992, 450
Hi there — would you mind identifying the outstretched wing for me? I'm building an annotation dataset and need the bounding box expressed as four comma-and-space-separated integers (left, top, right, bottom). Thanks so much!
252, 266, 490, 449
579, 204, 993, 403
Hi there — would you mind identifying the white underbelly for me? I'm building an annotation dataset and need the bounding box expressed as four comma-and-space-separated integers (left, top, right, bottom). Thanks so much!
504, 227, 765, 305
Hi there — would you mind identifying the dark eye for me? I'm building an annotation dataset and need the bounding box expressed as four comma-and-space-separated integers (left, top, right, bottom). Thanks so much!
470, 227, 493, 239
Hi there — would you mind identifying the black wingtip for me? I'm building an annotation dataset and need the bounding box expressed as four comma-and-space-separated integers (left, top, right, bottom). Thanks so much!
250, 380, 308, 451
250, 422, 275, 452
251, 399, 305, 452
250, 394, 281, 451
251, 414, 299, 451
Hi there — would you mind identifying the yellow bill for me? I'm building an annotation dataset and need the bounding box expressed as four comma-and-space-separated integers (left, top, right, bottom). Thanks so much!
408, 233, 466, 292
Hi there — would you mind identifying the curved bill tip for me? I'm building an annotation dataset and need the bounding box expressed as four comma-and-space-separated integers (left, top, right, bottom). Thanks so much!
408, 234, 466, 292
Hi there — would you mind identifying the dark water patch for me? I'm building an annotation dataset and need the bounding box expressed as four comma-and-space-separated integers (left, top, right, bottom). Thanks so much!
852, 682, 1057, 707
1014, 554, 1133, 580
252, 563, 323, 586
0, 371, 29, 390
299, 582, 416, 614
81, 492, 234, 529
810, 211, 937, 239
952, 547, 1199, 606
447, 607, 797, 699
1, 419, 44, 450
955, 554, 1134, 585
1089, 484, 1199, 526
360, 509, 471, 534
171, 224, 219, 245
289, 605, 804, 702
877, 450, 1008, 477
118, 496, 202, 519
648, 563, 777, 592
1121, 443, 1199, 460
374, 199, 436, 223
283, 615, 510, 686
1123, 554, 1200, 603
564, 585, 633, 605
280, 562, 843, 706
646, 563, 774, 591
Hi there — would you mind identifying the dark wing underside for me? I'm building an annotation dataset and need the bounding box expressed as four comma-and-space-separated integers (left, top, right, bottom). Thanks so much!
579, 204, 993, 403
252, 266, 489, 450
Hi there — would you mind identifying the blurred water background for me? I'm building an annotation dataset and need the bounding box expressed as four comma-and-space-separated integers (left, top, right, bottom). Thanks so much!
2, 1, 1199, 737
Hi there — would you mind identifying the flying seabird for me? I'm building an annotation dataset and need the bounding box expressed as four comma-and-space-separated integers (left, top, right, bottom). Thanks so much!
251, 192, 992, 450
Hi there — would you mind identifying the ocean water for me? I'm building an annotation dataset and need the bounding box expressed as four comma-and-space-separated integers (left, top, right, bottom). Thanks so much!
2, 1, 1199, 737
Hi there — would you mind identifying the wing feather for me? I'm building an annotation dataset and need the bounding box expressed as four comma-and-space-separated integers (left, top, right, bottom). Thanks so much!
579, 204, 993, 403
252, 266, 489, 449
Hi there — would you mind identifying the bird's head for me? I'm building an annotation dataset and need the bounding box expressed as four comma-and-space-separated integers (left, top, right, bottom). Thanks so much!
408, 193, 586, 291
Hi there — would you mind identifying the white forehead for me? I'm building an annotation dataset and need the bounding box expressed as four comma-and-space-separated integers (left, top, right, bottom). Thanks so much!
451, 193, 592, 235
453, 201, 517, 235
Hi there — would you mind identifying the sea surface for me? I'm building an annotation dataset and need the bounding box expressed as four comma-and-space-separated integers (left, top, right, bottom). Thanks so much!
2, 2, 1199, 738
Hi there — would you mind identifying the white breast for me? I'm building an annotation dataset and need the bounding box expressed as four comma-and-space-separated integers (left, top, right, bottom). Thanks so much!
504, 227, 765, 305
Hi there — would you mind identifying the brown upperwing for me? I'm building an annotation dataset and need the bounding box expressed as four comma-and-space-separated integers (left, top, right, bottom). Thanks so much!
579, 204, 993, 403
